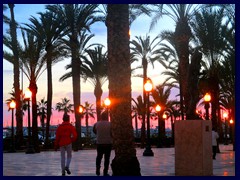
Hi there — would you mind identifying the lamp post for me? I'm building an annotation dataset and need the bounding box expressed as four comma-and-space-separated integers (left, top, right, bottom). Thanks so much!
9, 100, 16, 152
223, 112, 228, 145
155, 104, 161, 148
25, 88, 35, 154
143, 79, 154, 156
229, 119, 235, 151
104, 98, 111, 121
229, 119, 233, 144
204, 93, 211, 120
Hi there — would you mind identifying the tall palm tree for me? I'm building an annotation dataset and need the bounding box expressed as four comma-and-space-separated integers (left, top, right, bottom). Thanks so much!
81, 46, 108, 121
4, 4, 23, 147
130, 34, 162, 148
107, 4, 141, 176
46, 4, 100, 150
19, 29, 46, 152
159, 26, 202, 120
150, 4, 202, 120
37, 98, 47, 140
191, 7, 229, 129
60, 45, 107, 122
25, 10, 67, 148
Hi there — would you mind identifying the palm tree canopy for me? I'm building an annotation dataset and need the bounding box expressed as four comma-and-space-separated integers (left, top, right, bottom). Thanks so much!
81, 46, 108, 87
55, 97, 74, 114
130, 34, 162, 68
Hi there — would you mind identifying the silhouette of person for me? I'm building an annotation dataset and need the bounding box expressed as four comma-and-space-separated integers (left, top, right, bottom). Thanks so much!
212, 127, 219, 160
54, 112, 77, 176
93, 111, 112, 176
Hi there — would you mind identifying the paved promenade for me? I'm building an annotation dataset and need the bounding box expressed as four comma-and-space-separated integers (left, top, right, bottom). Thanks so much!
3, 144, 235, 176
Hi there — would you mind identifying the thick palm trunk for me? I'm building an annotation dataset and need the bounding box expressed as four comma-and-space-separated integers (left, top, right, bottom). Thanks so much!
175, 19, 191, 120
72, 56, 81, 150
94, 81, 103, 121
185, 50, 202, 119
8, 4, 23, 148
45, 54, 53, 148
107, 4, 141, 176
29, 82, 40, 152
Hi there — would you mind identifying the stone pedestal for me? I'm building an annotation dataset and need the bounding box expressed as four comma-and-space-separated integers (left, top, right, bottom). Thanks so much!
175, 120, 212, 176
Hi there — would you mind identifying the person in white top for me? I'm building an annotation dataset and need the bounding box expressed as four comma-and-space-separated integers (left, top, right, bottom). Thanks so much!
93, 111, 112, 176
212, 127, 219, 160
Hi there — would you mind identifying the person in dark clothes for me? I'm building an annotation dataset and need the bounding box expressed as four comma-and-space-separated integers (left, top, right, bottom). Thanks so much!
93, 111, 112, 176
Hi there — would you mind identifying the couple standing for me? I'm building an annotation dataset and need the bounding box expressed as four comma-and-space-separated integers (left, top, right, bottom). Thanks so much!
54, 111, 112, 176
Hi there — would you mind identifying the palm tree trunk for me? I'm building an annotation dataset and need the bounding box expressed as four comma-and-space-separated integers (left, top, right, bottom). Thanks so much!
72, 56, 81, 150
45, 54, 53, 148
185, 49, 202, 119
8, 4, 23, 148
29, 82, 40, 152
94, 81, 103, 121
175, 19, 191, 120
107, 4, 141, 176
141, 58, 147, 148
86, 113, 89, 144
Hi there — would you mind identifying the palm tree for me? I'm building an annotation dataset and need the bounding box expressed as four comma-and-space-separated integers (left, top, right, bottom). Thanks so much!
55, 97, 74, 114
37, 98, 47, 140
106, 4, 141, 176
132, 95, 146, 146
4, 4, 23, 147
191, 7, 230, 130
165, 103, 181, 145
60, 44, 107, 122
46, 4, 101, 150
159, 26, 202, 120
81, 101, 95, 144
151, 84, 173, 147
24, 10, 67, 148
130, 34, 162, 148
150, 4, 203, 120
80, 46, 108, 121
19, 29, 46, 153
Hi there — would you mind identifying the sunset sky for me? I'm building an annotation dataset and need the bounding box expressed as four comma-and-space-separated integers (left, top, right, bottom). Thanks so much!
3, 4, 179, 129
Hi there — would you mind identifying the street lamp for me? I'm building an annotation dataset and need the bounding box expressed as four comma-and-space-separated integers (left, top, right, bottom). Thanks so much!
163, 113, 167, 120
79, 105, 84, 114
25, 88, 35, 154
104, 97, 111, 121
9, 100, 16, 152
204, 93, 211, 120
155, 104, 161, 148
223, 112, 228, 145
143, 79, 154, 156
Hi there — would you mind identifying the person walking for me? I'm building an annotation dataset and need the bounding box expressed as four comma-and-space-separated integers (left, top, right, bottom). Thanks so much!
54, 112, 77, 176
93, 111, 112, 176
212, 127, 219, 160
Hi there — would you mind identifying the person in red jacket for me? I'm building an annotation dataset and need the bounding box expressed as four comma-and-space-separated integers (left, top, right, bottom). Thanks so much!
54, 112, 77, 176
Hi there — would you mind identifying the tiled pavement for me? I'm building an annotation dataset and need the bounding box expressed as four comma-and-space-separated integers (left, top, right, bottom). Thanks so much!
3, 144, 235, 176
